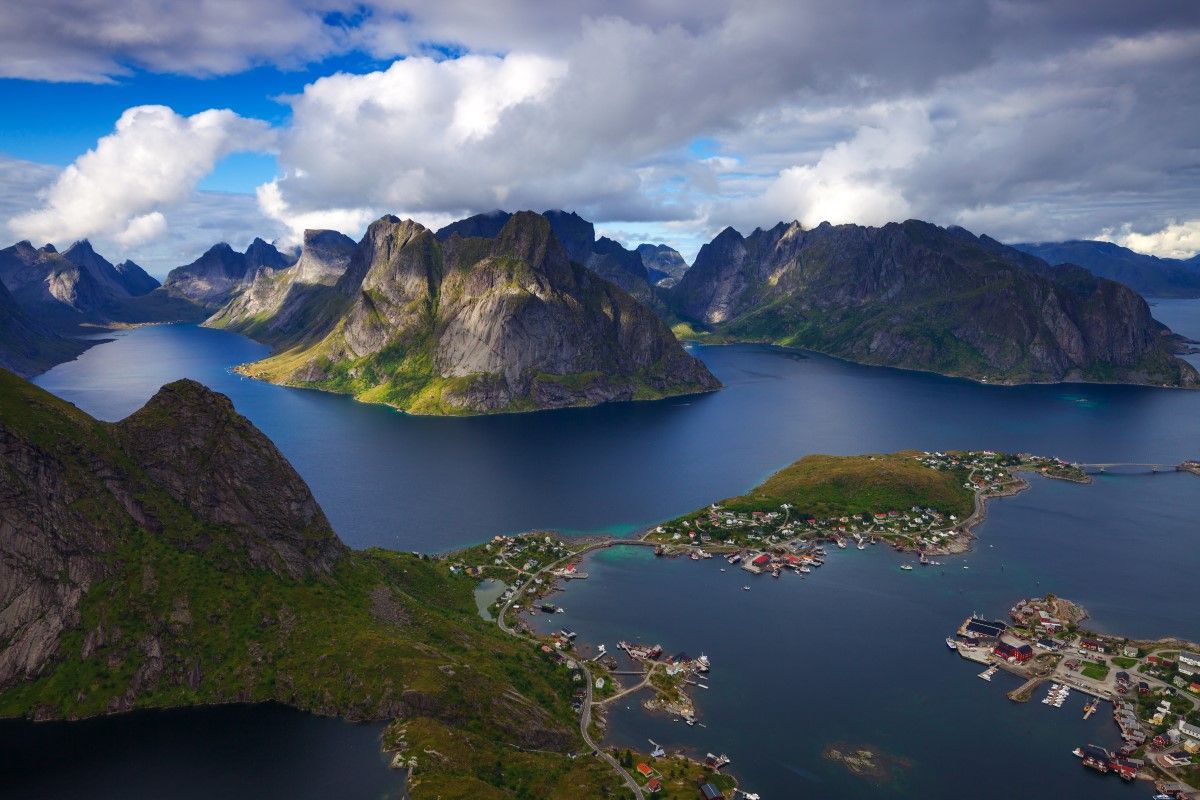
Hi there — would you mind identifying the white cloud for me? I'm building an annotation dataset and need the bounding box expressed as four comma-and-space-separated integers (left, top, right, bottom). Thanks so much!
115, 211, 167, 246
724, 105, 932, 230
1112, 220, 1200, 260
9, 105, 276, 247
4, 1, 1200, 265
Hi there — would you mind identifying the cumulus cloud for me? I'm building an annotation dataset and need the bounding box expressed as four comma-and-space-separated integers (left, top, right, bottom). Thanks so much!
9, 105, 276, 247
1112, 220, 1200, 260
115, 211, 167, 246
5, 1, 1200, 263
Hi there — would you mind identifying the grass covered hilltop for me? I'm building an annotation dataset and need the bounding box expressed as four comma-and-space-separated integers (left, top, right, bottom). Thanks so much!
0, 368, 651, 798
646, 450, 1088, 554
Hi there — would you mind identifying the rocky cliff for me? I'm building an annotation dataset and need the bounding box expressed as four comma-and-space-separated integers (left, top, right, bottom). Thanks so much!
161, 238, 294, 310
671, 219, 1198, 387
0, 369, 607, 795
1014, 239, 1200, 298
0, 370, 343, 694
63, 240, 159, 298
0, 279, 91, 376
228, 212, 718, 414
204, 229, 357, 344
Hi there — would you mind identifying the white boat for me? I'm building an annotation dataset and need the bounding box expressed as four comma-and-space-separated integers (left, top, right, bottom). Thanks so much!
900, 564, 914, 571
945, 636, 958, 650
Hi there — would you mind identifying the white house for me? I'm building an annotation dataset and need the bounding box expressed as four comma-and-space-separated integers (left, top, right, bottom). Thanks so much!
1179, 650, 1200, 676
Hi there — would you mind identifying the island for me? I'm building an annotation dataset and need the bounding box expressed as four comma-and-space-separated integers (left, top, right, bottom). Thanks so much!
644, 450, 1089, 560
949, 594, 1200, 796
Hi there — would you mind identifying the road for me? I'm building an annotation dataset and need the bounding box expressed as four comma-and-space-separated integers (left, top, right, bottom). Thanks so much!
495, 541, 645, 800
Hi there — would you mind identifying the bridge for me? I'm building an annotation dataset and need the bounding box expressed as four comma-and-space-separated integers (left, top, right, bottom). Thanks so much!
1074, 462, 1185, 474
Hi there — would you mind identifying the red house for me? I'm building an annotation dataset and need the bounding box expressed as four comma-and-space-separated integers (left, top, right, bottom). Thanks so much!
994, 642, 1033, 662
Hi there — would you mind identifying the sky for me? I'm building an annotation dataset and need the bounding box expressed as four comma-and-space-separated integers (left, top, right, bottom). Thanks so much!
1, 1, 1199, 277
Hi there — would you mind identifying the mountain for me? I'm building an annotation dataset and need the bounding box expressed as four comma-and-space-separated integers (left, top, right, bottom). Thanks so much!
671, 219, 1198, 387
637, 243, 690, 286
63, 240, 159, 297
222, 212, 719, 414
0, 278, 91, 376
204, 229, 357, 344
437, 209, 664, 304
161, 238, 294, 309
0, 241, 109, 326
0, 239, 203, 339
1013, 240, 1200, 298
0, 370, 620, 795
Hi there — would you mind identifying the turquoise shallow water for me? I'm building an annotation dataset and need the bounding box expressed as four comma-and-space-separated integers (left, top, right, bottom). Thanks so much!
7, 300, 1200, 798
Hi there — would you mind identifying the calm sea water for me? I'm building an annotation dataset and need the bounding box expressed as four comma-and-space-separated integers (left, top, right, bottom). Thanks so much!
8, 302, 1200, 798
33, 318, 1200, 552
0, 705, 397, 800
529, 472, 1200, 800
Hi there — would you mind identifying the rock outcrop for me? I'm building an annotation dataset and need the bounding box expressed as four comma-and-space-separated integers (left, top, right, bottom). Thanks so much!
0, 369, 345, 690
223, 212, 719, 414
671, 219, 1199, 387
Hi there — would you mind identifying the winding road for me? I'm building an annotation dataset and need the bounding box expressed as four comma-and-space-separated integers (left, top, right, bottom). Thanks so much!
495, 541, 645, 800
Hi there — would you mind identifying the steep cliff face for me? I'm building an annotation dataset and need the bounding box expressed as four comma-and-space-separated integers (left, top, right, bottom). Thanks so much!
0, 241, 107, 324
1014, 239, 1200, 298
0, 370, 597, 792
0, 279, 91, 376
672, 220, 1198, 387
63, 240, 159, 298
161, 238, 294, 309
240, 212, 719, 414
205, 229, 357, 344
0, 371, 346, 693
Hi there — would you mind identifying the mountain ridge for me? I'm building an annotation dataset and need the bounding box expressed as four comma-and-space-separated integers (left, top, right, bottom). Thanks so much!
213, 211, 719, 414
671, 219, 1198, 387
1013, 239, 1200, 298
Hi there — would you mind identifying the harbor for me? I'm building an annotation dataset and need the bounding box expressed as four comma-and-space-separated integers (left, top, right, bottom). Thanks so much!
948, 596, 1200, 796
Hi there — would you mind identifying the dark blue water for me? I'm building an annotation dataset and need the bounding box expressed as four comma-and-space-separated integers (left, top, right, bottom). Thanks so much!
529, 472, 1200, 800
34, 320, 1200, 552
15, 303, 1200, 798
0, 704, 397, 800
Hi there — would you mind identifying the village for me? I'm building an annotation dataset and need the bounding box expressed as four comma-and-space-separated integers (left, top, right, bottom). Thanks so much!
449, 531, 748, 799
950, 595, 1200, 799
642, 451, 1089, 575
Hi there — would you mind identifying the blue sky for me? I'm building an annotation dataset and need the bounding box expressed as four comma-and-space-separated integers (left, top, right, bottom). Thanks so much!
2, 1, 1198, 274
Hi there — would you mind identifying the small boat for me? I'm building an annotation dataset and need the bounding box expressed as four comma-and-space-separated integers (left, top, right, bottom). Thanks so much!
900, 564, 914, 571
978, 666, 998, 681
1072, 747, 1084, 758
742, 585, 751, 591
945, 636, 958, 650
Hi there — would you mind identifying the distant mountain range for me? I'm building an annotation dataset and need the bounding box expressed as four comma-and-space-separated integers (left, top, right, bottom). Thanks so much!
1013, 240, 1200, 298
670, 220, 1197, 387
3, 213, 1198, 392
637, 243, 690, 286
160, 237, 296, 309
210, 212, 719, 414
